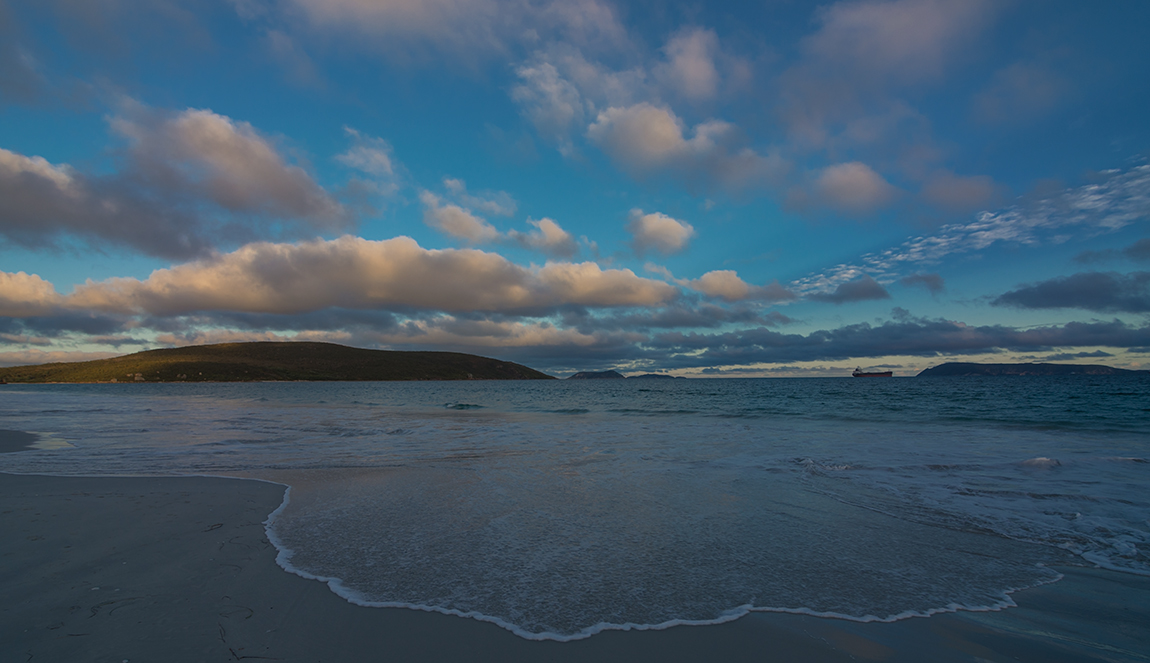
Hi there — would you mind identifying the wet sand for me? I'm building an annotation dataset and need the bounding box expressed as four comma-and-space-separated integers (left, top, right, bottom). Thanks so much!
2, 472, 1146, 662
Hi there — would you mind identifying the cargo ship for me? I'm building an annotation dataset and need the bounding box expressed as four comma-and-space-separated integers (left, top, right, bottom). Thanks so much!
853, 367, 893, 377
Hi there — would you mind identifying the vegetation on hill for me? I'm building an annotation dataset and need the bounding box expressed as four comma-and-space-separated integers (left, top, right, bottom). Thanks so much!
917, 362, 1148, 377
0, 342, 555, 383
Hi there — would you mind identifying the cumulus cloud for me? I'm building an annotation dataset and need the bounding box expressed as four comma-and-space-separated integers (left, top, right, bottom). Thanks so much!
112, 105, 346, 224
0, 147, 210, 258
507, 218, 577, 258
0, 104, 358, 258
66, 236, 678, 316
807, 275, 891, 304
418, 190, 501, 243
685, 270, 796, 302
900, 272, 945, 295
803, 0, 996, 85
0, 271, 63, 317
587, 103, 786, 191
992, 271, 1150, 313
626, 209, 695, 256
655, 28, 720, 101
814, 162, 899, 214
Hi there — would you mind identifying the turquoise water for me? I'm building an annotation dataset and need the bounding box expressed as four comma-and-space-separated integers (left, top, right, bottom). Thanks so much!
1, 377, 1147, 639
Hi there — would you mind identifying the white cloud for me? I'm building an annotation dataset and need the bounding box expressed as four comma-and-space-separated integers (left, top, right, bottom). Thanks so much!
67, 236, 678, 315
418, 190, 500, 243
626, 209, 695, 256
508, 218, 577, 258
815, 162, 898, 213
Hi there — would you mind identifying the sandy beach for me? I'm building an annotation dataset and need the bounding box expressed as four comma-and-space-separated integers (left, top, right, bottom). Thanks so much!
2, 471, 1146, 663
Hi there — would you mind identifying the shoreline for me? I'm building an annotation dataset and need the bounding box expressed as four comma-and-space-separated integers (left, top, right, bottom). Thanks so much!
3, 472, 1148, 662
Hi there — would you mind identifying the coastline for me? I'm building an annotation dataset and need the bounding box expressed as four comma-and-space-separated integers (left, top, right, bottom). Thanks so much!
3, 472, 1147, 662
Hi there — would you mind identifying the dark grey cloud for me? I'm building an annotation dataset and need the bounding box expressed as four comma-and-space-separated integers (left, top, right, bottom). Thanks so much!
992, 271, 1150, 313
900, 272, 945, 295
0, 313, 130, 337
1075, 238, 1150, 264
807, 275, 891, 304
647, 317, 1150, 368
1043, 350, 1114, 361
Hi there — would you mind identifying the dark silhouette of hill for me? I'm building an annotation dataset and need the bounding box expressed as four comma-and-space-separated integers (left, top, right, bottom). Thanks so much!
0, 342, 555, 383
917, 362, 1148, 377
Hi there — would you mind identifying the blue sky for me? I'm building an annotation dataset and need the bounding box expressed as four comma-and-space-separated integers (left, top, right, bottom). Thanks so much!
1, 0, 1148, 376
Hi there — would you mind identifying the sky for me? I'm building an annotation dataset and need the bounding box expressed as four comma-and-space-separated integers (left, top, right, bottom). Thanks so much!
1, 0, 1149, 377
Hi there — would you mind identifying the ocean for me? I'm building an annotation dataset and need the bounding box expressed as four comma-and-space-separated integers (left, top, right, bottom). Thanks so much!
1, 376, 1147, 640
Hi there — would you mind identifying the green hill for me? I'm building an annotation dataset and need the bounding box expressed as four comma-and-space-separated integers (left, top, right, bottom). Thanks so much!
0, 342, 555, 383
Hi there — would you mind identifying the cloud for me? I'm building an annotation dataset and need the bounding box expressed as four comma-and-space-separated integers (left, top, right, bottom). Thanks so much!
651, 317, 1150, 367
0, 147, 211, 258
0, 271, 64, 317
791, 164, 1150, 297
587, 102, 787, 191
803, 0, 996, 85
807, 275, 891, 304
626, 209, 695, 256
66, 235, 679, 316
0, 103, 361, 259
274, 0, 628, 62
511, 60, 586, 153
1075, 238, 1150, 264
973, 61, 1068, 124
655, 28, 720, 101
900, 272, 945, 295
418, 190, 500, 243
111, 105, 346, 224
921, 170, 998, 211
1043, 350, 1114, 361
814, 162, 899, 213
507, 218, 577, 258
992, 271, 1150, 313
441, 177, 517, 216
685, 270, 796, 303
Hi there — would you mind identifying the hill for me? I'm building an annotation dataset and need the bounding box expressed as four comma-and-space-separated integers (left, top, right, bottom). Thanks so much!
0, 342, 555, 383
568, 370, 626, 380
917, 362, 1148, 377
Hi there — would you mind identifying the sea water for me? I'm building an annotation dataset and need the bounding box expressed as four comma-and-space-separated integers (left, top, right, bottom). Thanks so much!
1, 377, 1147, 640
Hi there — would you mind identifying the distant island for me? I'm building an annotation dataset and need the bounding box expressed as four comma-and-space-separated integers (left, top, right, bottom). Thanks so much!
567, 371, 684, 380
0, 342, 555, 383
917, 362, 1149, 377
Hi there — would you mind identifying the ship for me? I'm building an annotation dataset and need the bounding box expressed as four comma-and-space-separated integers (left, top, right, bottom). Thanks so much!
852, 367, 893, 378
